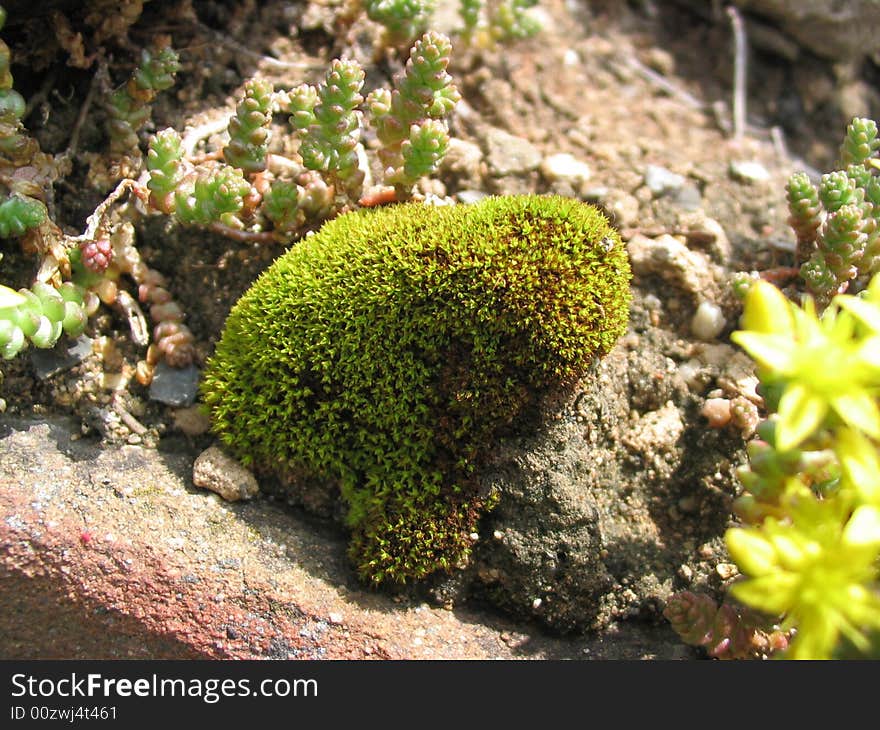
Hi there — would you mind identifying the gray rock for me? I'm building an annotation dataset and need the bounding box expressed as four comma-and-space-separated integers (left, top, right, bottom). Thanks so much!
29, 336, 93, 379
671, 0, 880, 62
149, 363, 201, 406
483, 127, 543, 177
456, 190, 489, 205
671, 183, 703, 211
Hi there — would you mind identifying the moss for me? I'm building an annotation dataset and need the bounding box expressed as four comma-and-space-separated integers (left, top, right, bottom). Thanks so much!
201, 194, 631, 584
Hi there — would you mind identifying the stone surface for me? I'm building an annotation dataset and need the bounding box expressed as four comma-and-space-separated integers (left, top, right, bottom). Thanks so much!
729, 160, 771, 184
454, 337, 743, 633
691, 301, 727, 341
540, 153, 592, 185
29, 336, 93, 379
0, 415, 695, 659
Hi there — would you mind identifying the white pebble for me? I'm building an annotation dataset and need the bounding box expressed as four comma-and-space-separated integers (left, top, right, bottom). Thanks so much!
691, 301, 726, 341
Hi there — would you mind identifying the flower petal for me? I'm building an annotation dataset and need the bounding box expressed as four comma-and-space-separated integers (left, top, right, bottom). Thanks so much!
729, 574, 797, 616
777, 384, 828, 450
740, 280, 795, 335
836, 428, 880, 503
725, 527, 778, 576
730, 331, 796, 374
843, 505, 880, 549
831, 392, 880, 440
836, 295, 880, 334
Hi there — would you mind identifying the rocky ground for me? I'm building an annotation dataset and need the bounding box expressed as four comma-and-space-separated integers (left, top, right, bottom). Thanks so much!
2, 1, 878, 659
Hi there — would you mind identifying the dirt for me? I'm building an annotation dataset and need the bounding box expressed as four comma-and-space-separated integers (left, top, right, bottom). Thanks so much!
1, 0, 878, 659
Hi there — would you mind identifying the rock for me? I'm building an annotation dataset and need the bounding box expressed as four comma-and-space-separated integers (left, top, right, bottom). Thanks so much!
456, 189, 489, 205
29, 336, 93, 379
671, 183, 703, 211
735, 0, 880, 62
623, 401, 686, 455
461, 347, 742, 633
644, 164, 685, 196
626, 233, 719, 300
691, 301, 726, 341
483, 127, 543, 177
729, 160, 771, 183
673, 0, 880, 61
440, 137, 485, 186
193, 446, 259, 501
675, 211, 732, 262
540, 153, 592, 186
171, 405, 212, 436
603, 190, 641, 227
701, 398, 732, 428
148, 362, 201, 406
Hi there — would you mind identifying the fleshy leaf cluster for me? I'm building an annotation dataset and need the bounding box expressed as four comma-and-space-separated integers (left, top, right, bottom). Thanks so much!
106, 39, 180, 163
0, 281, 88, 359
368, 31, 460, 193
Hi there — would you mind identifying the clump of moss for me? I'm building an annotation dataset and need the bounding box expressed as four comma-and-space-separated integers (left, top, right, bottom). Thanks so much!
201, 195, 632, 584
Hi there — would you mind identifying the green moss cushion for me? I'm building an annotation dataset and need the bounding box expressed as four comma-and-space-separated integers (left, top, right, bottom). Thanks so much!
201, 194, 632, 583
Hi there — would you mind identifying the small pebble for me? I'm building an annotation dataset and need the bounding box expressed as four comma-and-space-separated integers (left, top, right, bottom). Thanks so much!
644, 164, 685, 196
716, 563, 739, 580
691, 301, 726, 340
172, 405, 212, 436
701, 397, 732, 428
562, 48, 580, 66
192, 446, 259, 501
671, 183, 703, 211
540, 153, 592, 185
328, 612, 343, 625
149, 362, 201, 406
484, 127, 542, 176
730, 160, 771, 183
456, 189, 488, 205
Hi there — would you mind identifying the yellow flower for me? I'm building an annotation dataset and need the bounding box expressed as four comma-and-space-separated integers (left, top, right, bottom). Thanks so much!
732, 281, 880, 450
726, 502, 880, 659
